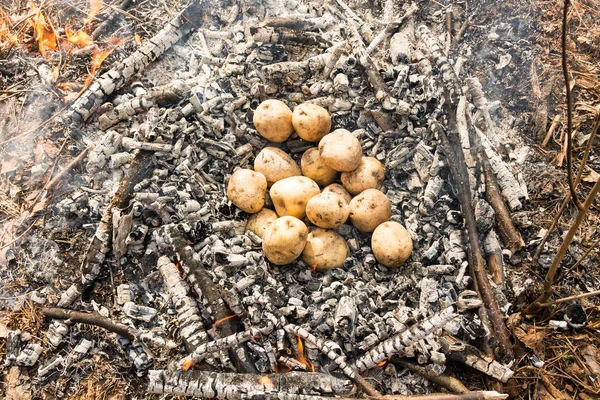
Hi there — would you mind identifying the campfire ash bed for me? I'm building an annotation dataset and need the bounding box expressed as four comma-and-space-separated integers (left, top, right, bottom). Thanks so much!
2, 0, 599, 398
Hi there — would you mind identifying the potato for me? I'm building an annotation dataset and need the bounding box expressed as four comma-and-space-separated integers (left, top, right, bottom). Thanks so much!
322, 183, 352, 204
262, 216, 308, 265
227, 169, 267, 213
270, 176, 320, 219
348, 189, 391, 232
372, 221, 413, 268
292, 103, 331, 142
301, 147, 338, 187
254, 147, 301, 185
318, 129, 362, 171
245, 208, 278, 238
341, 157, 385, 195
253, 99, 294, 142
305, 191, 349, 229
302, 228, 349, 271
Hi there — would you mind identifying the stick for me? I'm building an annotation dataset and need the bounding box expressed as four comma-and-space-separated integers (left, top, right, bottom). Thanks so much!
435, 106, 514, 360
41, 307, 136, 341
482, 155, 524, 250
562, 0, 583, 210
539, 288, 600, 307
523, 178, 600, 314
392, 359, 469, 394
541, 114, 560, 147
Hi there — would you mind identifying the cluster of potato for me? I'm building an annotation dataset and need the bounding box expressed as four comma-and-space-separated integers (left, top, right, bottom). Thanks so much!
226, 99, 413, 270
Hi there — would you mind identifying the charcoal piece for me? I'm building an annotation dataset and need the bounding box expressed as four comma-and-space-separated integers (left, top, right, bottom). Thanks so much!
5, 330, 21, 365
16, 343, 43, 366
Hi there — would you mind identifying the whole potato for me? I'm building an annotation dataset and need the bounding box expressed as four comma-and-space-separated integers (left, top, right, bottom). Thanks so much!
302, 228, 349, 271
305, 191, 349, 229
348, 189, 391, 232
262, 216, 308, 265
341, 157, 385, 195
227, 169, 267, 213
270, 176, 320, 219
292, 103, 331, 142
318, 129, 362, 171
301, 147, 338, 187
372, 221, 413, 268
253, 99, 294, 142
245, 208, 278, 238
322, 183, 352, 204
254, 147, 301, 185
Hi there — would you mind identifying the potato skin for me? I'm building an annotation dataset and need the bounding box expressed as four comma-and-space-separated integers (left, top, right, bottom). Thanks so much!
302, 228, 349, 271
372, 221, 413, 268
341, 157, 385, 195
301, 147, 338, 187
270, 176, 320, 219
227, 169, 267, 213
292, 103, 331, 142
254, 147, 301, 185
245, 208, 278, 238
322, 183, 352, 204
348, 189, 391, 232
318, 129, 362, 171
305, 191, 349, 229
262, 216, 308, 265
253, 100, 294, 142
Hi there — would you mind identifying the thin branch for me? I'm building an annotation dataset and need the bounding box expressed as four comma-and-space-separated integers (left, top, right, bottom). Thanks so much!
41, 307, 135, 341
562, 0, 583, 210
539, 288, 600, 307
555, 236, 600, 285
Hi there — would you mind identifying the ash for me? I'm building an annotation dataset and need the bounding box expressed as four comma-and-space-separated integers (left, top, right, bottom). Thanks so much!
1, 0, 534, 397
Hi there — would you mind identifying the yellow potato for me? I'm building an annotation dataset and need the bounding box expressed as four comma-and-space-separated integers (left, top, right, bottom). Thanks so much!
254, 147, 301, 185
372, 221, 413, 268
348, 189, 391, 232
302, 228, 349, 271
270, 176, 320, 219
253, 99, 294, 142
300, 147, 338, 187
341, 157, 385, 195
305, 191, 349, 229
262, 216, 308, 265
227, 169, 267, 213
245, 208, 278, 238
318, 129, 362, 171
322, 183, 352, 204
292, 103, 331, 142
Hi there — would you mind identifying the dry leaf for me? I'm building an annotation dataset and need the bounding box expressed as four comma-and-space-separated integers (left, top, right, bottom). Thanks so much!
582, 166, 600, 183
513, 323, 546, 355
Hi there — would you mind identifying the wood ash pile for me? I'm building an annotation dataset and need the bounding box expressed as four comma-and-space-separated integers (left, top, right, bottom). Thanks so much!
2, 0, 535, 398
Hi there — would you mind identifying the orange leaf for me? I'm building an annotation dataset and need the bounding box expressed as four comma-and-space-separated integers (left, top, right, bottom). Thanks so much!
84, 0, 103, 25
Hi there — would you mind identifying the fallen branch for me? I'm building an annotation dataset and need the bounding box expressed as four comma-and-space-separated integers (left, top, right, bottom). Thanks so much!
147, 370, 354, 397
434, 105, 515, 360
392, 358, 469, 394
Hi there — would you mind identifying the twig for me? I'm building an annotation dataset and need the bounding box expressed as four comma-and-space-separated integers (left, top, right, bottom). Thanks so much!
435, 105, 514, 360
541, 114, 561, 147
392, 358, 469, 394
539, 288, 600, 307
523, 177, 600, 314
562, 0, 583, 210
41, 307, 135, 341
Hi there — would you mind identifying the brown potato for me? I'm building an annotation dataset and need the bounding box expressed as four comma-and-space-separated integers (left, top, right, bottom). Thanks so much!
300, 147, 338, 187
292, 103, 331, 142
341, 157, 385, 195
254, 147, 301, 185
245, 208, 278, 238
318, 129, 362, 171
253, 99, 294, 142
302, 228, 349, 271
270, 176, 320, 219
348, 189, 391, 232
322, 183, 352, 204
262, 216, 308, 265
305, 191, 349, 229
372, 221, 413, 268
227, 169, 267, 213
